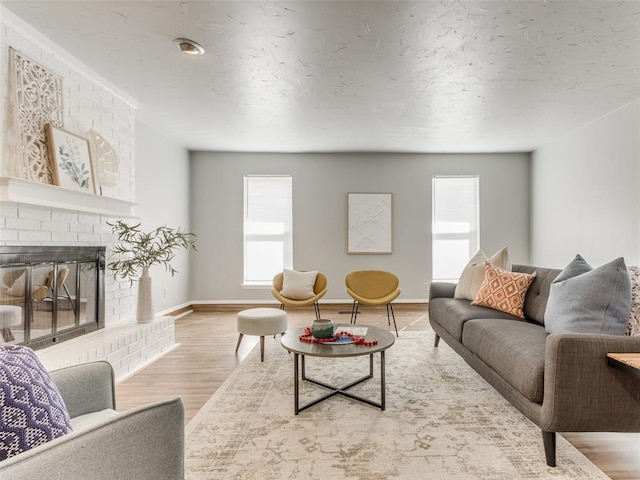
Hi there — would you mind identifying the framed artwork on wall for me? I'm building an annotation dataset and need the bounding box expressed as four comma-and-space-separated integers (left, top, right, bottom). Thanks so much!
45, 124, 96, 194
347, 192, 392, 254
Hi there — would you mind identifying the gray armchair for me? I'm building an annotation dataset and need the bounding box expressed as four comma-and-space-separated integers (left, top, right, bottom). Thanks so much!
0, 361, 185, 480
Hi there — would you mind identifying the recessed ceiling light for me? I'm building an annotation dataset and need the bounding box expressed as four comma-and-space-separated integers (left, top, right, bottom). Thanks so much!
174, 38, 205, 56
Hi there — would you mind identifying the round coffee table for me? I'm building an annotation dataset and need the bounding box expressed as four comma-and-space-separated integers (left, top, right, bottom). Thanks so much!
280, 324, 395, 414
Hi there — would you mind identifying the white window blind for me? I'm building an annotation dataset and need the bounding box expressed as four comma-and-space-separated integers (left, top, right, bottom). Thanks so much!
432, 175, 480, 282
243, 175, 293, 286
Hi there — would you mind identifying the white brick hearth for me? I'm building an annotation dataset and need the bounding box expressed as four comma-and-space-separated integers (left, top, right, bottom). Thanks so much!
36, 316, 178, 383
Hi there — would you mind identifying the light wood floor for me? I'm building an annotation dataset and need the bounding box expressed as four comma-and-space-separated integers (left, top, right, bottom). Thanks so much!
115, 304, 640, 479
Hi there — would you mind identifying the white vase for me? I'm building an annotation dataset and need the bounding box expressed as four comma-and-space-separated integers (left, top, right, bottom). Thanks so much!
137, 266, 154, 323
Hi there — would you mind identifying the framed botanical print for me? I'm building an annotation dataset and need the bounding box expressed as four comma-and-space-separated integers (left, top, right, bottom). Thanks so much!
45, 124, 96, 193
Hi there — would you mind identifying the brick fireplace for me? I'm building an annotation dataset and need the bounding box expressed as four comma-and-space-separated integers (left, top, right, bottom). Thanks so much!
0, 242, 179, 382
0, 9, 179, 381
0, 8, 138, 326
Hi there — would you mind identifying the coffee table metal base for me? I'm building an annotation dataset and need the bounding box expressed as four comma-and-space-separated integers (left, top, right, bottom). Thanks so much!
293, 351, 386, 414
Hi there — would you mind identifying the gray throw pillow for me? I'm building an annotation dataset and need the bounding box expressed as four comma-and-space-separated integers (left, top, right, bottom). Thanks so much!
545, 255, 631, 335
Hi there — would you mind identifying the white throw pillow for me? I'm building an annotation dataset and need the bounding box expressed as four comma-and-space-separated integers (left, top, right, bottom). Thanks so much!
6, 271, 26, 296
280, 269, 318, 300
454, 247, 511, 301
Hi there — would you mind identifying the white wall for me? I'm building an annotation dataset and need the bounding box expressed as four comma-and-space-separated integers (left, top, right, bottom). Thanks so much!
189, 151, 530, 302
135, 121, 191, 312
531, 98, 640, 268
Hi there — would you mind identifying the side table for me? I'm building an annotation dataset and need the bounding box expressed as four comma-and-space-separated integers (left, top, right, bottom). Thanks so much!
607, 353, 640, 380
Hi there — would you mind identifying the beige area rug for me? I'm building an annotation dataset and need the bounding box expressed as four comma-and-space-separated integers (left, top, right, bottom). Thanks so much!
185, 330, 608, 480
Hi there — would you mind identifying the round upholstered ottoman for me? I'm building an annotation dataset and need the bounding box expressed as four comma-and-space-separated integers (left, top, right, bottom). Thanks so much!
236, 308, 288, 362
0, 305, 22, 343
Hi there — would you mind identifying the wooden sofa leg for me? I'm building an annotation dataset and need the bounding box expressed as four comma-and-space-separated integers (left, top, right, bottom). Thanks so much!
434, 334, 440, 347
542, 430, 556, 467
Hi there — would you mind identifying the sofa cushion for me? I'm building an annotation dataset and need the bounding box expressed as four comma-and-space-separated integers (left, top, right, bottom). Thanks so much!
0, 344, 73, 461
454, 247, 511, 301
513, 265, 560, 326
545, 255, 631, 335
429, 297, 521, 342
472, 263, 536, 318
462, 319, 547, 404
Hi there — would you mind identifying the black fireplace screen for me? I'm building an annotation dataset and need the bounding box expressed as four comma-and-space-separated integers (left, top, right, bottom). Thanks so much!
0, 246, 105, 350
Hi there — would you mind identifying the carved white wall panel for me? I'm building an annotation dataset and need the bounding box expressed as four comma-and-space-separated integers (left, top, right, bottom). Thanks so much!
11, 47, 64, 184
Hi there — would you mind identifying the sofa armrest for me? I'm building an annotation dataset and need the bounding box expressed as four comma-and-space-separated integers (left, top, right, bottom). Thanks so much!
429, 282, 456, 302
49, 361, 116, 418
0, 397, 185, 480
541, 333, 640, 432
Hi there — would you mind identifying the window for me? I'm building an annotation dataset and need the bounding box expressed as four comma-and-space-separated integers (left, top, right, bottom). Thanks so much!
243, 175, 293, 286
432, 175, 479, 282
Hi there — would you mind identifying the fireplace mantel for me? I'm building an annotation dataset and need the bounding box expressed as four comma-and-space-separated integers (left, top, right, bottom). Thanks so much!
0, 177, 136, 217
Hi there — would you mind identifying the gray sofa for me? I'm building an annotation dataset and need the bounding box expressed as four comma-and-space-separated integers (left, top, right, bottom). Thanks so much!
429, 264, 640, 467
0, 361, 185, 479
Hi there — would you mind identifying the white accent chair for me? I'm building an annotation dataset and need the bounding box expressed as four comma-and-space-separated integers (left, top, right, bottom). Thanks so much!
0, 361, 185, 479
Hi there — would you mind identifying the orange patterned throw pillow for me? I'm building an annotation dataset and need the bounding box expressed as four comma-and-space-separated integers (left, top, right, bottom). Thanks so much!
472, 263, 536, 318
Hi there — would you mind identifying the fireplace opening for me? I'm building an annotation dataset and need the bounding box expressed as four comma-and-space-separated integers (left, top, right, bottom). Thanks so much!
0, 246, 105, 350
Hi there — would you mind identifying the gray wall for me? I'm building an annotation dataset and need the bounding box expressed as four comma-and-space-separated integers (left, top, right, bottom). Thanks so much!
189, 151, 530, 302
531, 98, 640, 268
135, 121, 192, 312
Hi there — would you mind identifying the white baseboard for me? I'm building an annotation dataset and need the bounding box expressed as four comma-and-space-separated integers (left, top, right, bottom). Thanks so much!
168, 298, 428, 312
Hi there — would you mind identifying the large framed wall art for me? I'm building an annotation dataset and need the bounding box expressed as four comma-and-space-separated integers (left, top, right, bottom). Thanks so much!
347, 192, 392, 254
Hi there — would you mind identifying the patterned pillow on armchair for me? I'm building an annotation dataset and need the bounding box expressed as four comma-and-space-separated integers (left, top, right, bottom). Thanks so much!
0, 344, 73, 461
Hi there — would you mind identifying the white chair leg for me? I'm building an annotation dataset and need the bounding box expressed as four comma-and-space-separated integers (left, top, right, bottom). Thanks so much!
235, 333, 244, 353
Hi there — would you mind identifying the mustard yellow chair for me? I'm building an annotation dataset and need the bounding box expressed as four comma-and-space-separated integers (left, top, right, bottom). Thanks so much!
345, 270, 401, 336
271, 271, 328, 320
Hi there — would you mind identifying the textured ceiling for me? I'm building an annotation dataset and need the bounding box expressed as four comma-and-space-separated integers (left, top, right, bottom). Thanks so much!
2, 0, 640, 153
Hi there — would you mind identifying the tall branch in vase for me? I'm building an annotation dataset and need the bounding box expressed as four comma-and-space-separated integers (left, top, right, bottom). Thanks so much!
108, 220, 197, 322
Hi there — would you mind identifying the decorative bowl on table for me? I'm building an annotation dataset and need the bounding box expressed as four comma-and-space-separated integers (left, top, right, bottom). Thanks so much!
311, 319, 334, 338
